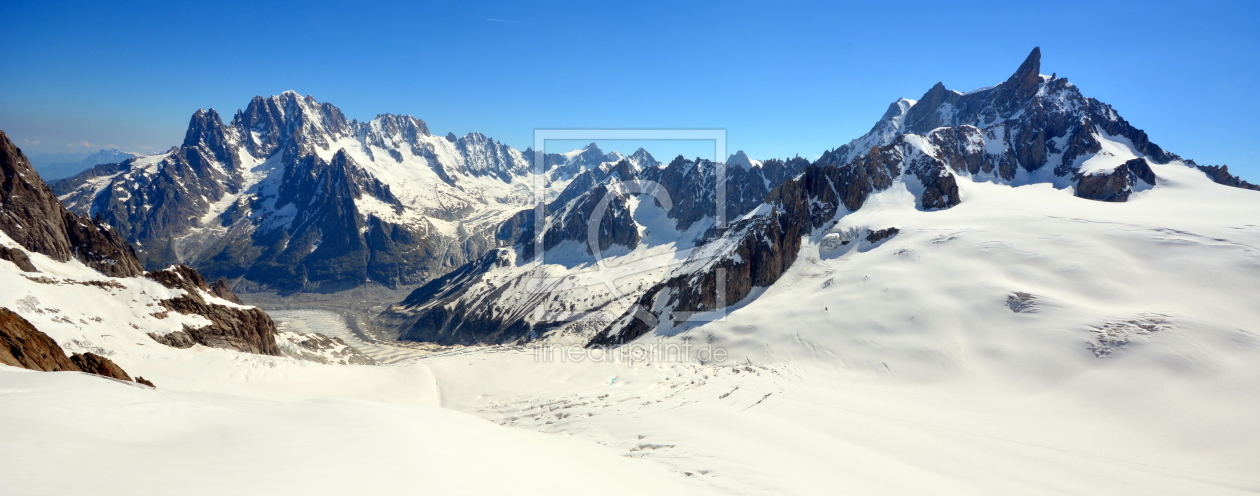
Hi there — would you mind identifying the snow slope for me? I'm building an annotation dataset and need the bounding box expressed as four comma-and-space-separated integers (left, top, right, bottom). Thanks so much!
413, 162, 1260, 494
0, 367, 713, 496
0, 228, 713, 495
5, 161, 1258, 495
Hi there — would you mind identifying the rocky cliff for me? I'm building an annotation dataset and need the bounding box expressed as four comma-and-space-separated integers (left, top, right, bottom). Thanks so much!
1, 131, 279, 356
1, 131, 144, 277
144, 265, 280, 355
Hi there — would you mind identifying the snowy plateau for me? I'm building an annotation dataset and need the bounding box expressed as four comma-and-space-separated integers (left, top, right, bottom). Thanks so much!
2, 48, 1259, 495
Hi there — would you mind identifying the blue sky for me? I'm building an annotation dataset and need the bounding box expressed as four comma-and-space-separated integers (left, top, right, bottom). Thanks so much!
1, 1, 1257, 179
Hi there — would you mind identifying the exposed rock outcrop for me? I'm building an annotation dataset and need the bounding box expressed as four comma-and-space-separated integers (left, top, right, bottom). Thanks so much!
145, 265, 280, 355
0, 307, 79, 371
69, 352, 133, 381
865, 227, 900, 244
0, 307, 149, 385
0, 245, 37, 272
1196, 164, 1260, 191
1074, 158, 1156, 202
209, 278, 243, 304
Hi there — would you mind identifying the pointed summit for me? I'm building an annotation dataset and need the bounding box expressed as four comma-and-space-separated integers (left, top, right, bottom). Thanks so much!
902, 82, 960, 134
627, 147, 659, 168
1006, 47, 1042, 98
726, 150, 761, 170
879, 98, 916, 121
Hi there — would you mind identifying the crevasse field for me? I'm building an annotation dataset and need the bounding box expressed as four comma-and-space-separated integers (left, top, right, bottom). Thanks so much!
3, 161, 1259, 495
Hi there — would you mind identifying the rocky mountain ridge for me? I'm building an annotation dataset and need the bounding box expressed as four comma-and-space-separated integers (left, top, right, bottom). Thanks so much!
382, 152, 812, 345
54, 93, 639, 292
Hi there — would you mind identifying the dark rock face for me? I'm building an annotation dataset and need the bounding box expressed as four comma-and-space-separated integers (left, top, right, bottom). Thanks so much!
0, 307, 79, 372
1196, 164, 1260, 191
69, 352, 132, 381
383, 249, 532, 345
0, 131, 144, 277
507, 159, 644, 261
209, 279, 243, 304
865, 227, 900, 244
1074, 158, 1156, 202
145, 265, 280, 355
0, 307, 145, 385
0, 245, 37, 272
223, 148, 426, 292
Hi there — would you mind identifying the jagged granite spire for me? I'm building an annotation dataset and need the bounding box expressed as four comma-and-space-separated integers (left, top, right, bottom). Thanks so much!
1006, 47, 1042, 99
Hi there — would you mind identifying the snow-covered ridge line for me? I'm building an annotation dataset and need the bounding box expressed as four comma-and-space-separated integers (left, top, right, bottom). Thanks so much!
51, 92, 666, 292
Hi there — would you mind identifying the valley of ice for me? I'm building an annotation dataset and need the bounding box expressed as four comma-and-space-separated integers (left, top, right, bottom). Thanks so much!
3, 157, 1260, 495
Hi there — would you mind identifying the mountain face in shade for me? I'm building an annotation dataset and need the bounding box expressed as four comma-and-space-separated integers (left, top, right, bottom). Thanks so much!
0, 131, 144, 278
54, 92, 633, 292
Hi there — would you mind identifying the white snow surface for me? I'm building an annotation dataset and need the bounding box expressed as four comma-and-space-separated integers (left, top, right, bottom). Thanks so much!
3, 162, 1260, 494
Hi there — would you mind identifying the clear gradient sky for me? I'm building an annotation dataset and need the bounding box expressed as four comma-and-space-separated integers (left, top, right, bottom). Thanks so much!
1, 1, 1257, 179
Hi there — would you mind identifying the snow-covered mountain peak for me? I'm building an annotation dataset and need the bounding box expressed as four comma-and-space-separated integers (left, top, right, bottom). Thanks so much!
726, 150, 762, 170
880, 98, 917, 120
53, 92, 546, 291
626, 147, 660, 168
817, 46, 1183, 200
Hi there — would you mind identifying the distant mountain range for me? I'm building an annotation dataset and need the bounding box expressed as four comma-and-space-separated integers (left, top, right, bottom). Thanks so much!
52, 92, 645, 292
28, 148, 141, 181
